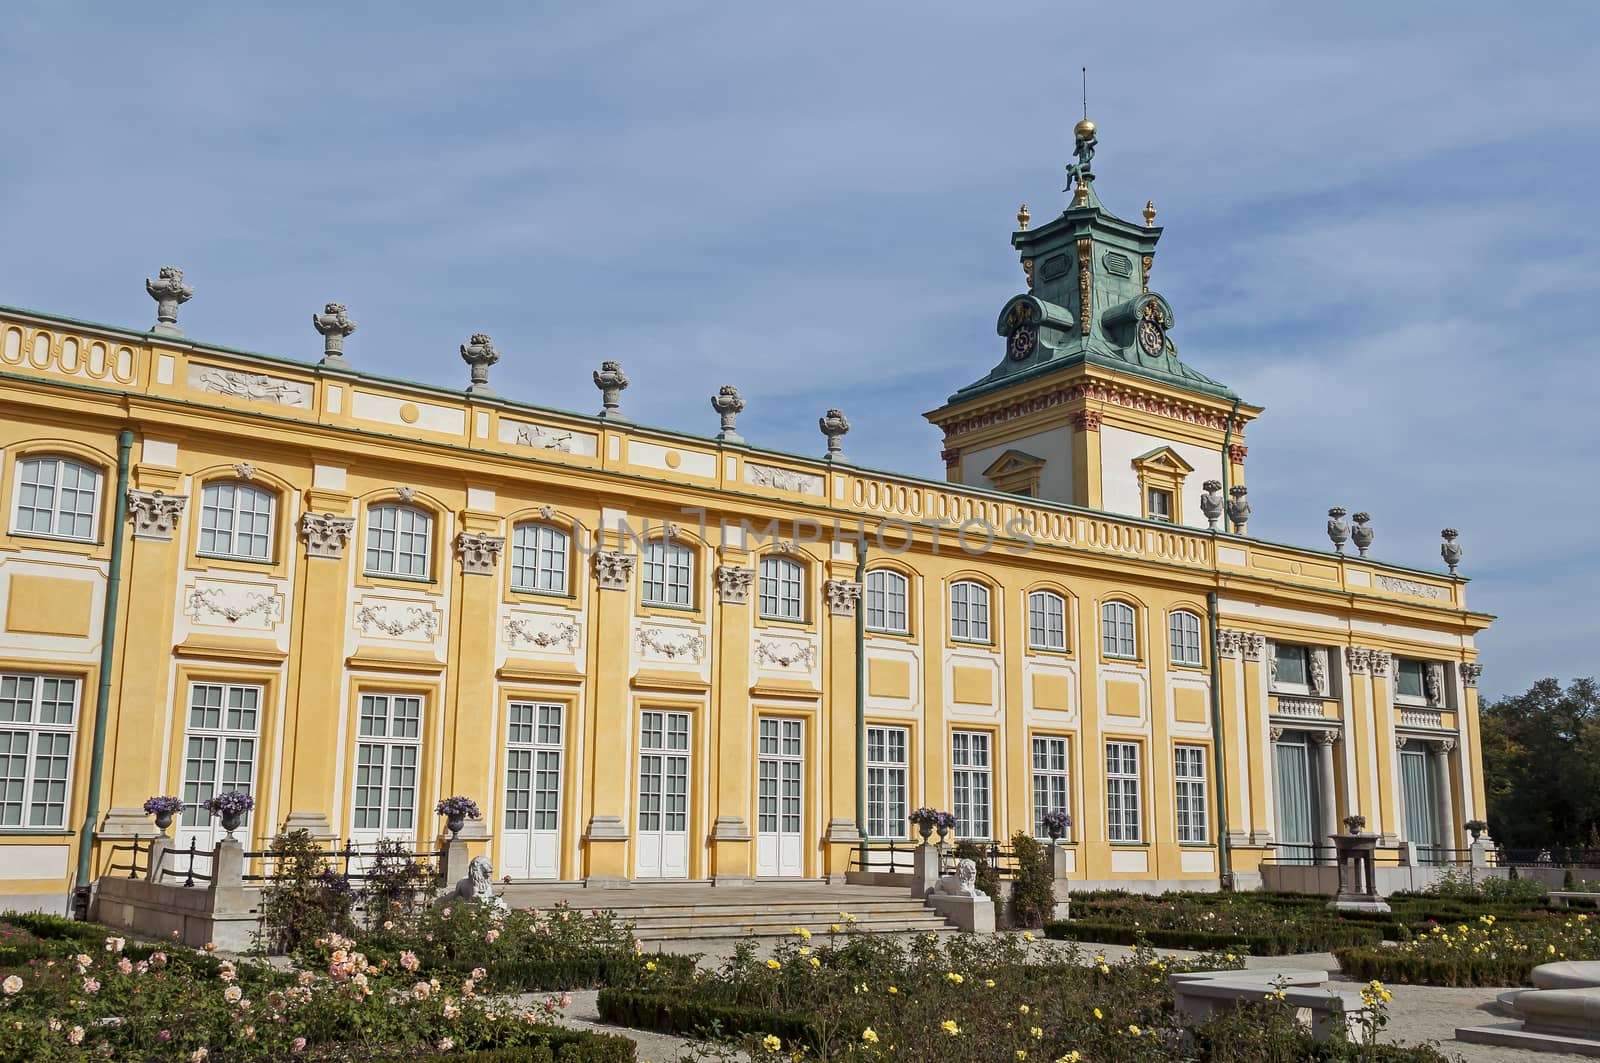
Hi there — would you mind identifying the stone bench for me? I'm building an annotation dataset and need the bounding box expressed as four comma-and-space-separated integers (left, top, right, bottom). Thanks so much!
1548, 892, 1600, 908
1170, 971, 1372, 1042
1458, 960, 1600, 1054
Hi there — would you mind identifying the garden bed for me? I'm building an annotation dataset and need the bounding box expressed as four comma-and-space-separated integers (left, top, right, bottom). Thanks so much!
1333, 912, 1599, 986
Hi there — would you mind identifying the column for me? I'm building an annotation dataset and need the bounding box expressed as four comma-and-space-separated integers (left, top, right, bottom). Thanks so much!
1241, 633, 1272, 845
708, 558, 753, 883
1344, 648, 1379, 835
280, 495, 355, 842
1314, 730, 1340, 864
1460, 663, 1486, 823
1369, 651, 1400, 844
100, 477, 188, 844
822, 569, 863, 882
1216, 632, 1250, 849
1432, 739, 1457, 853
443, 518, 504, 859
580, 540, 635, 886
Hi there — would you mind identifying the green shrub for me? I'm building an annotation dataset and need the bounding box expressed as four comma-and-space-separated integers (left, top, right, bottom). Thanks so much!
255, 829, 355, 953
370, 1026, 635, 1062
1044, 919, 1382, 954
1008, 832, 1056, 929
598, 989, 822, 1051
1332, 945, 1537, 988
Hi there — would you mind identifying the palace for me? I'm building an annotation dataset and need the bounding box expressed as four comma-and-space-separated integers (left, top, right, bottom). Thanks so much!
0, 122, 1490, 912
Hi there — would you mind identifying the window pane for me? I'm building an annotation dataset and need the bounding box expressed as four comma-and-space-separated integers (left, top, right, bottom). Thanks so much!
15, 458, 99, 541
1274, 644, 1309, 686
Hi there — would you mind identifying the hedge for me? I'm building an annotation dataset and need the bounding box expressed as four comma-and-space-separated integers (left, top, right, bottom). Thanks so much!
597, 989, 821, 1051
476, 952, 695, 992
371, 1028, 636, 1063
1332, 946, 1539, 988
1044, 920, 1382, 954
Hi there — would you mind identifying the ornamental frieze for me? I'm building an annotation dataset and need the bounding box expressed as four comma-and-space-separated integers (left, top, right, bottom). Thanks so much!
938, 381, 1249, 439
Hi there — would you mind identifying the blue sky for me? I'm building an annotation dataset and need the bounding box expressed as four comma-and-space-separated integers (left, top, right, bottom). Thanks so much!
3, 2, 1595, 697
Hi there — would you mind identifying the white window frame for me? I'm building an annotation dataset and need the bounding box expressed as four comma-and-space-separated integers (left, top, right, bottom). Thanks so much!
352, 693, 424, 835
1394, 658, 1427, 704
504, 701, 563, 832
865, 725, 908, 838
364, 504, 433, 579
864, 570, 908, 634
11, 456, 101, 542
1105, 740, 1142, 843
758, 556, 804, 622
1031, 735, 1070, 839
0, 673, 79, 829
1146, 486, 1173, 523
950, 581, 991, 643
641, 540, 694, 608
510, 523, 569, 595
198, 481, 276, 561
1168, 610, 1203, 667
179, 682, 262, 830
1174, 745, 1209, 843
1028, 590, 1067, 651
951, 730, 992, 839
1272, 642, 1312, 693
1101, 601, 1137, 659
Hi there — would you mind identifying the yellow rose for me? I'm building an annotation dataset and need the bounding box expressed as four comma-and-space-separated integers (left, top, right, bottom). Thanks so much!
762, 1034, 781, 1051
941, 1020, 961, 1036
767, 959, 781, 970
862, 1028, 878, 1044
946, 972, 964, 985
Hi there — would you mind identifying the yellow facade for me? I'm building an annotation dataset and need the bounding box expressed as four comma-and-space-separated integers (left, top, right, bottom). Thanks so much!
0, 296, 1491, 910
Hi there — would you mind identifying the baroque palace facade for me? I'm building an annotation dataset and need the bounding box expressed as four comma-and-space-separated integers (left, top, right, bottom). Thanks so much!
0, 124, 1490, 911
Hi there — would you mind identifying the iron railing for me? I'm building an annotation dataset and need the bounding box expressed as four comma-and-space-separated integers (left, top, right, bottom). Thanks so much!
238, 839, 440, 884
105, 836, 151, 879
1497, 847, 1600, 869
849, 841, 919, 874
155, 836, 214, 888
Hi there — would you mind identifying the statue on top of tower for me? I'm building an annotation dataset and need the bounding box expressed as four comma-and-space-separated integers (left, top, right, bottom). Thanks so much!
1064, 118, 1097, 195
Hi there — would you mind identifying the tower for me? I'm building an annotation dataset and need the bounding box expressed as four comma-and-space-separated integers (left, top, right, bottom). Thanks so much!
925, 119, 1261, 527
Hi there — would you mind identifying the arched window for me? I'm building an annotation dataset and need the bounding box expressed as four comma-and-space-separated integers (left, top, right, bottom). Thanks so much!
950, 580, 991, 643
13, 456, 101, 541
1101, 601, 1137, 659
198, 481, 275, 560
1168, 610, 1203, 666
864, 569, 909, 634
1027, 591, 1067, 651
641, 539, 693, 607
758, 555, 804, 621
364, 504, 432, 578
511, 523, 569, 594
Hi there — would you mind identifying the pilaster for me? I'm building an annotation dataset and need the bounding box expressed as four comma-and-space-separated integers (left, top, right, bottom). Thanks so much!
1238, 632, 1272, 844
1368, 650, 1400, 844
709, 557, 754, 884
1070, 410, 1103, 509
442, 513, 503, 858
1461, 663, 1486, 822
101, 470, 187, 842
1216, 631, 1249, 847
1344, 648, 1379, 836
582, 541, 635, 884
822, 563, 862, 881
1075, 590, 1107, 878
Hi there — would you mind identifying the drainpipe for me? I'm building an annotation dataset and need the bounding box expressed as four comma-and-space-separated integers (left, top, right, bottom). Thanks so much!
854, 545, 868, 848
1207, 590, 1232, 890
75, 428, 134, 916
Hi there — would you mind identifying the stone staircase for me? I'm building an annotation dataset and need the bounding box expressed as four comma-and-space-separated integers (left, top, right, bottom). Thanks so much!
501, 882, 953, 941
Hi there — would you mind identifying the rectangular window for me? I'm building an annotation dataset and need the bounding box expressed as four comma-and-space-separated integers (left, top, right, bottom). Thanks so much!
758, 557, 804, 621
951, 731, 992, 839
1101, 602, 1137, 659
199, 482, 275, 561
511, 524, 568, 594
1105, 741, 1142, 843
1146, 487, 1173, 523
14, 457, 101, 542
365, 505, 432, 578
950, 582, 991, 643
352, 693, 423, 834
1273, 643, 1310, 690
1174, 745, 1209, 843
0, 673, 79, 828
865, 726, 908, 837
1395, 659, 1426, 701
1169, 611, 1203, 666
642, 541, 693, 607
180, 682, 261, 829
1028, 592, 1067, 651
1031, 735, 1070, 839
864, 571, 908, 634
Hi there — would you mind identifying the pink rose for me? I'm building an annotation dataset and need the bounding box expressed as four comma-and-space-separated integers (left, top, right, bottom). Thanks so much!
292, 1037, 306, 1053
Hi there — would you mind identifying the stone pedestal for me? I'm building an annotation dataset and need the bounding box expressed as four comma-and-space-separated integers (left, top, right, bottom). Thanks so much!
1328, 832, 1389, 914
910, 841, 940, 898
1051, 843, 1072, 920
928, 891, 995, 933
441, 838, 470, 886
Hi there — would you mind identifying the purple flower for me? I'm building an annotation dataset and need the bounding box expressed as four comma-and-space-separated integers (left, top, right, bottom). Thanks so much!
143, 796, 183, 816
200, 792, 254, 818
435, 796, 483, 820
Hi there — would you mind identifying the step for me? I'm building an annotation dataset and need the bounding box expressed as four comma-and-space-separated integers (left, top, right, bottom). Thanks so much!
626, 912, 942, 932
606, 901, 934, 920
634, 918, 954, 941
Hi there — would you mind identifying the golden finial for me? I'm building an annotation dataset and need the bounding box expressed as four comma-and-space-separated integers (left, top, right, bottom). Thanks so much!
1074, 117, 1097, 139
1142, 199, 1157, 227
1017, 203, 1030, 231
1074, 183, 1090, 208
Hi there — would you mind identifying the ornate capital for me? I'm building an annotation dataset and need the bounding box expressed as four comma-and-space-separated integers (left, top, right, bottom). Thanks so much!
1071, 410, 1102, 433
593, 550, 635, 591
1369, 650, 1393, 679
1394, 735, 1408, 749
455, 531, 505, 576
1461, 662, 1482, 688
1241, 632, 1266, 662
824, 579, 863, 618
1228, 443, 1249, 464
299, 512, 355, 560
940, 447, 960, 467
1432, 738, 1456, 756
145, 266, 193, 336
313, 302, 357, 367
126, 489, 186, 541
715, 564, 754, 604
1269, 726, 1284, 742
1216, 629, 1243, 659
1313, 729, 1341, 746
1345, 647, 1371, 674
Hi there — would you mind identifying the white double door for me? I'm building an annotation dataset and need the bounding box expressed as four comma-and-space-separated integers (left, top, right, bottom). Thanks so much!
174, 682, 261, 881
501, 702, 564, 880
635, 710, 691, 879
755, 717, 804, 878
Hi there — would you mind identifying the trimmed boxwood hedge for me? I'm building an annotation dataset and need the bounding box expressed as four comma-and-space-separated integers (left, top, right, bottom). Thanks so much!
1044, 919, 1383, 954
473, 952, 695, 992
1331, 945, 1539, 988
597, 989, 821, 1051
372, 1028, 636, 1063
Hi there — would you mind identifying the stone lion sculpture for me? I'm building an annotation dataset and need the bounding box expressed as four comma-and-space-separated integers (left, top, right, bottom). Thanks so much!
453, 855, 508, 910
934, 858, 986, 899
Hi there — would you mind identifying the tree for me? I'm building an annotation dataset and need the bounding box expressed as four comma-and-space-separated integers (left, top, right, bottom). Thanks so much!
1480, 677, 1600, 849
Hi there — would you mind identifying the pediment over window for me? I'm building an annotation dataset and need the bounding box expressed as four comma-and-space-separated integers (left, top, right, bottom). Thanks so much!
982, 449, 1047, 496
1130, 446, 1194, 477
